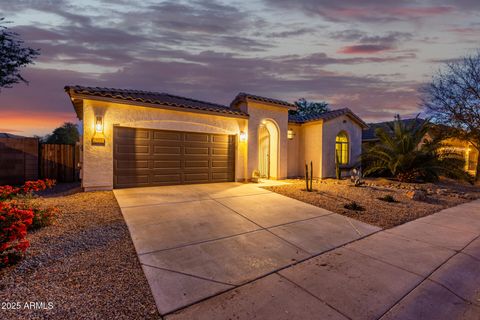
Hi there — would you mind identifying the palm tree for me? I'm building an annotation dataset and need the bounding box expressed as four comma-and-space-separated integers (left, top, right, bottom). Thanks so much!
362, 115, 471, 183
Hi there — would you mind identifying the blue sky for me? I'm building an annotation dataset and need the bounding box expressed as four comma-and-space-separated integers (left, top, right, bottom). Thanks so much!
0, 0, 479, 136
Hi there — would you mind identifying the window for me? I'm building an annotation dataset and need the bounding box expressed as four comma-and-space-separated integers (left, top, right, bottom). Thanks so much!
335, 132, 349, 165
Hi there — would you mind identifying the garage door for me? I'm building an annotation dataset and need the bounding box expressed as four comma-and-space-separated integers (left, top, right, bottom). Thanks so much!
113, 127, 235, 188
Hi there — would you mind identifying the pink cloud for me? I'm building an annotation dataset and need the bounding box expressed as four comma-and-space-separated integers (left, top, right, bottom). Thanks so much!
388, 6, 454, 17
338, 44, 392, 54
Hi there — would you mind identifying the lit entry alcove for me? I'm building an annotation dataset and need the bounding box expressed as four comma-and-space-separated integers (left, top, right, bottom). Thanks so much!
258, 119, 279, 179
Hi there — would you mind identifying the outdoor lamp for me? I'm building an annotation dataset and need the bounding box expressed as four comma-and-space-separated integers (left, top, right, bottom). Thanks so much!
92, 115, 106, 145
239, 131, 247, 142
287, 129, 295, 140
95, 116, 104, 132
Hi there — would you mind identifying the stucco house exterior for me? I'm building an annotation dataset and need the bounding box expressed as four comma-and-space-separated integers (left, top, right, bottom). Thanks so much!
65, 86, 367, 191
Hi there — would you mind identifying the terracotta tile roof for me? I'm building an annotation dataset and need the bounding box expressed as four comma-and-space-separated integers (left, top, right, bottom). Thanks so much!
230, 92, 296, 108
65, 86, 248, 117
289, 108, 368, 128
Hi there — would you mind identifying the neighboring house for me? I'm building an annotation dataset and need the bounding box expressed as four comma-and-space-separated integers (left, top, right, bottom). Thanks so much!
65, 86, 367, 191
362, 118, 479, 177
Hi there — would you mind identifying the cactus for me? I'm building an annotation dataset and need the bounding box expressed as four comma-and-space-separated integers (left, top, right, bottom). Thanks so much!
310, 161, 313, 191
305, 163, 309, 191
305, 161, 314, 192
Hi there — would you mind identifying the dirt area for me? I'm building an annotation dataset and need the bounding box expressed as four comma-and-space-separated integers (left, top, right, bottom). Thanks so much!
0, 190, 159, 320
264, 178, 480, 229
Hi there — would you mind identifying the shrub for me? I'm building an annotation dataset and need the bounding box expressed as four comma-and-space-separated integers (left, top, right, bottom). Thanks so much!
0, 179, 56, 201
28, 205, 59, 230
344, 201, 365, 211
378, 194, 398, 203
0, 201, 34, 267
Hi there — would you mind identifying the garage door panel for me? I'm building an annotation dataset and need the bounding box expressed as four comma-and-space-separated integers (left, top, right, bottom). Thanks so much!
153, 146, 182, 155
116, 144, 150, 155
153, 160, 182, 168
185, 133, 209, 142
185, 147, 209, 155
116, 160, 149, 169
212, 160, 234, 168
153, 131, 183, 141
114, 127, 235, 188
211, 135, 230, 143
184, 173, 209, 181
151, 174, 182, 184
116, 174, 149, 185
185, 160, 209, 168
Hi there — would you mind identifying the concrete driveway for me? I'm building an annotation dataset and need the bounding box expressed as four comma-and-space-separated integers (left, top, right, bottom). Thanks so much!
113, 182, 380, 315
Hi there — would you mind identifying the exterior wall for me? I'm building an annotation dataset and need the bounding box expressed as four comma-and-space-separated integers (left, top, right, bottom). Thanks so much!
82, 99, 248, 191
321, 115, 363, 178
287, 123, 302, 177
302, 122, 323, 178
244, 101, 289, 180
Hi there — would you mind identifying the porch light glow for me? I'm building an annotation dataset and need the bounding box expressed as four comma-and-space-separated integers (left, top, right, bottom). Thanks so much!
95, 116, 104, 132
287, 129, 295, 140
239, 131, 247, 142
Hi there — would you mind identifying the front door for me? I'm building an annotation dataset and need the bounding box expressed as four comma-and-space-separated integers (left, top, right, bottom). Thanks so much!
258, 125, 270, 178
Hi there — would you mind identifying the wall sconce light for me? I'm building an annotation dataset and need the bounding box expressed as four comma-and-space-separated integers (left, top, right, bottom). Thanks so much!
239, 131, 247, 142
95, 116, 104, 133
287, 129, 295, 140
92, 115, 106, 145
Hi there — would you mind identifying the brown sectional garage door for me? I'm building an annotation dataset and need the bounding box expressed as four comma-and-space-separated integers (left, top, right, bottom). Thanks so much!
113, 127, 235, 188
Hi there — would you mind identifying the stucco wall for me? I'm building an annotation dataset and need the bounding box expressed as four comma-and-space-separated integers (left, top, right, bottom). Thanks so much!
321, 115, 363, 178
302, 121, 323, 178
82, 99, 248, 190
244, 101, 289, 180
287, 124, 302, 177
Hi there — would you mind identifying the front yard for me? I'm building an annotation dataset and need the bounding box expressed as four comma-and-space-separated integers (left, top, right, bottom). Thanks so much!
265, 178, 480, 228
0, 190, 159, 319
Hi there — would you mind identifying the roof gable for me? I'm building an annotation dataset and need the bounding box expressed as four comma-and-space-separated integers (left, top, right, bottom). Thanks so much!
230, 92, 296, 109
289, 108, 368, 128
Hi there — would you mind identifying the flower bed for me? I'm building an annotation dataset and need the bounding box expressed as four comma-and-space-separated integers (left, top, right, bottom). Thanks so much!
0, 179, 57, 267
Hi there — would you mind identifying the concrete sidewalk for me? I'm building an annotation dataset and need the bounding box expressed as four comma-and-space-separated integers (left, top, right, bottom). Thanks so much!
167, 199, 480, 320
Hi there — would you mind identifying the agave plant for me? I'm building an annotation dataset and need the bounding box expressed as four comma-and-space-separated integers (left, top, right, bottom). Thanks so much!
362, 115, 471, 183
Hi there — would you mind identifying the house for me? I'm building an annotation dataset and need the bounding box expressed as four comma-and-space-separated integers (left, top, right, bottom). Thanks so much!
65, 86, 367, 191
362, 118, 479, 177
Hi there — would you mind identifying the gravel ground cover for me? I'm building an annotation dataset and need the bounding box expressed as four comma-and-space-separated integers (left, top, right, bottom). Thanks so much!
0, 190, 159, 320
265, 178, 480, 229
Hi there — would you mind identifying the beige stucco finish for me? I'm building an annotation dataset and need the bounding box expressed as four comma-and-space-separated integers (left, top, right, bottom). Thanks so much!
287, 115, 364, 178
79, 97, 365, 190
82, 99, 247, 191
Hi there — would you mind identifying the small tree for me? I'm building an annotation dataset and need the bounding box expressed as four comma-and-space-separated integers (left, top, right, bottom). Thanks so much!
290, 98, 329, 117
0, 18, 40, 90
421, 50, 480, 180
45, 122, 79, 144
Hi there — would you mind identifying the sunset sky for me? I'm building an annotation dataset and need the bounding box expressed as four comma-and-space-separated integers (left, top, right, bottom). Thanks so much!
0, 0, 479, 136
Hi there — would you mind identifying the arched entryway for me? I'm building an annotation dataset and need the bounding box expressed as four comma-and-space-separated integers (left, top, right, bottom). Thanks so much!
258, 119, 279, 179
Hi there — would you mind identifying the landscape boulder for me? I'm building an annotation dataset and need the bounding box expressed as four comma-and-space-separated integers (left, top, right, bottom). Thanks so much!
406, 190, 427, 201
